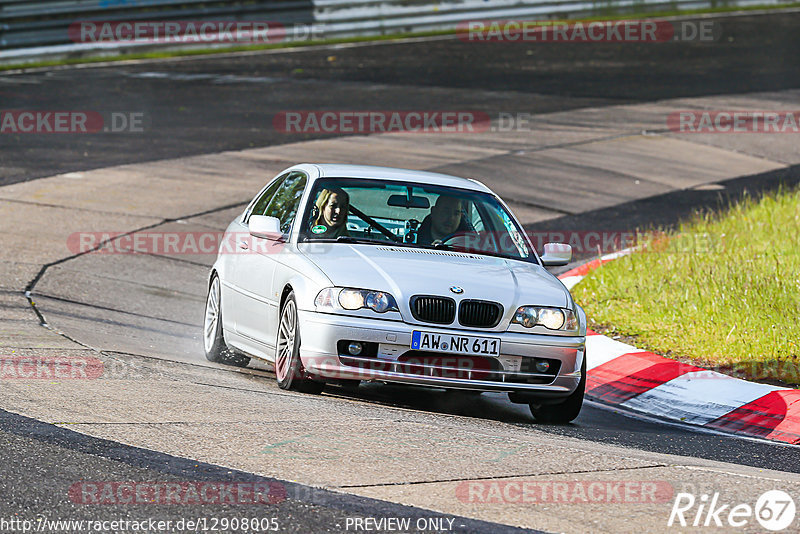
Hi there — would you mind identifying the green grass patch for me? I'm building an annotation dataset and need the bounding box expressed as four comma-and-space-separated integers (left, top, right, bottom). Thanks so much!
572, 188, 800, 386
2, 2, 799, 72
0, 30, 452, 72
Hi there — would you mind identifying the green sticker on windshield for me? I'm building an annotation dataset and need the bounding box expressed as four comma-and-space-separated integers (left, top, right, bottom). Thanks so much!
311, 225, 327, 234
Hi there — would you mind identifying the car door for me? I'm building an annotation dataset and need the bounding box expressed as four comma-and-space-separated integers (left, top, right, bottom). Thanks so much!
232, 171, 307, 346
225, 173, 286, 340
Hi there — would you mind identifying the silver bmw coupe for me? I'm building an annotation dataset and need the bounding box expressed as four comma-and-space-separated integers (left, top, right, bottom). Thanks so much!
204, 164, 586, 423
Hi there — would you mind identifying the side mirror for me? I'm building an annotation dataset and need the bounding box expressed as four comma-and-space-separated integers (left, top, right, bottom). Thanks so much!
249, 215, 282, 240
540, 242, 572, 267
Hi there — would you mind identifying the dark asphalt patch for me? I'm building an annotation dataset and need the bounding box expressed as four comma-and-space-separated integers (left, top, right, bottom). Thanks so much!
0, 12, 798, 186
0, 408, 536, 534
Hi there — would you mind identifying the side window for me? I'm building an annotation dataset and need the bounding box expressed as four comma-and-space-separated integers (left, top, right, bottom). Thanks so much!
264, 171, 307, 233
247, 173, 288, 222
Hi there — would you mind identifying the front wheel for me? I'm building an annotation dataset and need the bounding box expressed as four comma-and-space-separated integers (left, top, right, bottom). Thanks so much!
204, 274, 251, 368
529, 354, 586, 424
275, 291, 324, 394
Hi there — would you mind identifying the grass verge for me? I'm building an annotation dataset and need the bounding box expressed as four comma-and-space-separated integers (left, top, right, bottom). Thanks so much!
1, 2, 799, 72
572, 187, 800, 387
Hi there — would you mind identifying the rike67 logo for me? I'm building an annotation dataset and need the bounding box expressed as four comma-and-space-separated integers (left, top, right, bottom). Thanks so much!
669, 490, 796, 531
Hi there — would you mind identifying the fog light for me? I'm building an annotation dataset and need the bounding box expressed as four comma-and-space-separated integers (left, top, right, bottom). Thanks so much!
347, 342, 363, 356
535, 360, 550, 373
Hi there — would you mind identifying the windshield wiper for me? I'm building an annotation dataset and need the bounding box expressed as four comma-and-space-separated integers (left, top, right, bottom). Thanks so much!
304, 236, 388, 245
417, 242, 533, 262
335, 236, 388, 245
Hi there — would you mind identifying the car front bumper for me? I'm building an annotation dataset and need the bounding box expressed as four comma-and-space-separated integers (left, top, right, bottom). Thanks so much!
298, 310, 584, 396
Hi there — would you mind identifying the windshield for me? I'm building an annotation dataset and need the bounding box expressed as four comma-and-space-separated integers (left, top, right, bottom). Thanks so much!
299, 178, 534, 262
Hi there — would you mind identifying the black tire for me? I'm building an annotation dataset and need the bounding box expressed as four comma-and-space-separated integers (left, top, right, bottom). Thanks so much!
529, 354, 586, 424
338, 379, 361, 392
204, 274, 251, 368
275, 291, 324, 394
446, 389, 482, 396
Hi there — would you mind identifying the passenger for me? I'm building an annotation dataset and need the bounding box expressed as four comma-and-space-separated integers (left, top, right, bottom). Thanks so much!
311, 188, 350, 238
417, 195, 469, 245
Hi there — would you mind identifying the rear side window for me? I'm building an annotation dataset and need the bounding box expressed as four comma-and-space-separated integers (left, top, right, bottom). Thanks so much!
247, 173, 288, 222
264, 171, 307, 233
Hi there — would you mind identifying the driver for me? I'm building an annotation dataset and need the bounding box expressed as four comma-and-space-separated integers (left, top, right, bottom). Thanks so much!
311, 188, 350, 238
416, 195, 469, 245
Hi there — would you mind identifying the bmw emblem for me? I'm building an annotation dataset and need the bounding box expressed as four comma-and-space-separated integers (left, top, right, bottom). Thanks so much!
450, 286, 464, 294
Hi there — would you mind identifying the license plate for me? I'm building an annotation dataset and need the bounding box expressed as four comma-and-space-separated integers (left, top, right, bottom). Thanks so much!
411, 331, 501, 356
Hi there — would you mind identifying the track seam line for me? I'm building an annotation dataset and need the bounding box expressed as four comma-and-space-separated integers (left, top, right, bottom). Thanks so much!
129, 251, 214, 268
0, 196, 161, 218
37, 264, 207, 291
31, 293, 200, 328
53, 418, 384, 426
335, 464, 669, 489
1, 347, 97, 351
23, 199, 248, 294
100, 350, 277, 378
20, 200, 249, 348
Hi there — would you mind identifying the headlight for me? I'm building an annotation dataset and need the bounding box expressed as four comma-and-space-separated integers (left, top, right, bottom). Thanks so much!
339, 288, 366, 310
512, 306, 578, 332
538, 308, 565, 330
315, 287, 399, 314
512, 307, 538, 328
364, 291, 394, 313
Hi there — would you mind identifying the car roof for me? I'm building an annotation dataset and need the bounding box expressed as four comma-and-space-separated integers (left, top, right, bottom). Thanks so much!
303, 163, 492, 193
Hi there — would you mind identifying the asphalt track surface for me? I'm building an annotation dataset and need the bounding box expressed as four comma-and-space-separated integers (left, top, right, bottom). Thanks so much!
1, 10, 800, 533
0, 409, 530, 534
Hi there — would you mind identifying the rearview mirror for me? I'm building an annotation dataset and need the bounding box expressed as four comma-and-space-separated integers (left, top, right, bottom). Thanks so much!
387, 194, 430, 209
540, 243, 572, 267
249, 215, 282, 240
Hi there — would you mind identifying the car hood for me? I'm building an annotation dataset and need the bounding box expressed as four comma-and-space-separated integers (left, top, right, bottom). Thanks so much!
298, 243, 569, 313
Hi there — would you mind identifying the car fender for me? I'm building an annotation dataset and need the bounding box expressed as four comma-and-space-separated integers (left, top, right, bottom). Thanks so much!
576, 303, 587, 338
272, 248, 331, 315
